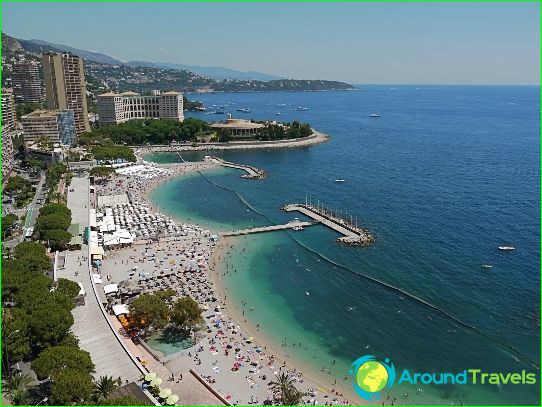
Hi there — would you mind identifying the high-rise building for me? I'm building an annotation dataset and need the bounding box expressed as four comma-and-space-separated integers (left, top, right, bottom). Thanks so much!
1, 88, 17, 130
1, 127, 15, 185
12, 62, 44, 103
21, 109, 76, 145
42, 53, 90, 136
97, 91, 184, 124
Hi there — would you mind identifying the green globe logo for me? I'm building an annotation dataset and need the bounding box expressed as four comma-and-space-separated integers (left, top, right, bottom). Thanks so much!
356, 360, 389, 393
350, 355, 396, 401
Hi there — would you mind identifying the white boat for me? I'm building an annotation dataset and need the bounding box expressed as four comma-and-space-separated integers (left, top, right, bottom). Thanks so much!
236, 108, 251, 113
276, 112, 281, 116
296, 106, 309, 111
369, 113, 381, 118
293, 226, 304, 231
335, 179, 346, 182
498, 246, 515, 251
481, 264, 494, 269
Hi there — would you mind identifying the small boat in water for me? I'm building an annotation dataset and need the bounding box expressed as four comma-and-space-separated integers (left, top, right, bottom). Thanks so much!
214, 110, 225, 114
276, 112, 281, 116
369, 113, 381, 118
296, 106, 309, 111
335, 179, 346, 182
236, 108, 251, 113
498, 246, 515, 251
481, 264, 494, 269
293, 226, 304, 231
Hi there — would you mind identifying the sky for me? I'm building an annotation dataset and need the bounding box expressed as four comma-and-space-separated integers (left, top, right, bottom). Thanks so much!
2, 2, 540, 85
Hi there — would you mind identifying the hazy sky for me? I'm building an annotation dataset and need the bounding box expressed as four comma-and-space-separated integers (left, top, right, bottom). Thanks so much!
3, 2, 540, 85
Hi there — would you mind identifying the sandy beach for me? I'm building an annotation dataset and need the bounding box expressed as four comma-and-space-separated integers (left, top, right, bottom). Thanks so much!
94, 160, 359, 406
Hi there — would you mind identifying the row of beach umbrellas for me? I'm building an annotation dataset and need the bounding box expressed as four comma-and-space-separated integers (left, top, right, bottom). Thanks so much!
144, 373, 180, 405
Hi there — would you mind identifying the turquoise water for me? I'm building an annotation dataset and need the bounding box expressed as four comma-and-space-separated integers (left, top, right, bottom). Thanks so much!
149, 86, 540, 405
146, 328, 196, 356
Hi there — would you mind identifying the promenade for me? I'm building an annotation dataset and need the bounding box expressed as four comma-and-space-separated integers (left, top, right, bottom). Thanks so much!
60, 176, 142, 382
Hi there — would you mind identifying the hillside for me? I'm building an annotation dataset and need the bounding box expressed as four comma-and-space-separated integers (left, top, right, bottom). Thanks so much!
2, 33, 357, 93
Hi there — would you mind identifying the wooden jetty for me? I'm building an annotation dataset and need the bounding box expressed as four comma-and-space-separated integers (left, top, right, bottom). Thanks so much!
282, 204, 374, 246
208, 156, 267, 179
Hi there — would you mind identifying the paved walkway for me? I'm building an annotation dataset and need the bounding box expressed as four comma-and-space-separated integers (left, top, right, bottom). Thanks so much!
60, 176, 142, 382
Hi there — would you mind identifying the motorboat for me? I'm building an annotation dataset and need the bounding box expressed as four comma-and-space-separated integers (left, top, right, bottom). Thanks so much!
369, 113, 381, 118
236, 108, 251, 113
335, 179, 346, 182
498, 246, 515, 251
296, 106, 309, 111
276, 112, 281, 116
293, 226, 304, 231
481, 264, 494, 269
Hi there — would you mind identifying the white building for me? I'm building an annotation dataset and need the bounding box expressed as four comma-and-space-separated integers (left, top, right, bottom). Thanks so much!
97, 91, 184, 124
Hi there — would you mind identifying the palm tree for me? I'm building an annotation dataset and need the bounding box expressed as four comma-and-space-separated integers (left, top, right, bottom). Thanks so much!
2, 372, 32, 405
93, 375, 119, 401
270, 372, 303, 406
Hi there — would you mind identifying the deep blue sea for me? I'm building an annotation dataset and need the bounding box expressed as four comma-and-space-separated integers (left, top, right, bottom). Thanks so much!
148, 86, 540, 405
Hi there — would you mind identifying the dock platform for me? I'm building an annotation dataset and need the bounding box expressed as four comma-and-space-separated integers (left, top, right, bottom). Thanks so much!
222, 220, 317, 236
209, 156, 267, 179
282, 204, 374, 246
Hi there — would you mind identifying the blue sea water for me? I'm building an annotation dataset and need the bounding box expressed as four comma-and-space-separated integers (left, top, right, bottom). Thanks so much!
148, 86, 540, 405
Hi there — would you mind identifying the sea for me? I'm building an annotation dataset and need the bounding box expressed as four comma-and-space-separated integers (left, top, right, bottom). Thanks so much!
146, 86, 540, 405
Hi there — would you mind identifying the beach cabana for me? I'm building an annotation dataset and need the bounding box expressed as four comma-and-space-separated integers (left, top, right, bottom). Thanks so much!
104, 284, 119, 295
112, 304, 130, 316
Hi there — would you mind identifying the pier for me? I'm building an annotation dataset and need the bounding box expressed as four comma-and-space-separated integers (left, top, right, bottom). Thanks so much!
282, 204, 375, 246
222, 220, 317, 236
208, 156, 267, 179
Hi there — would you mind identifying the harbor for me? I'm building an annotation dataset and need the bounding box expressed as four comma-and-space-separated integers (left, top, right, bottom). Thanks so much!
282, 203, 375, 246
206, 156, 267, 179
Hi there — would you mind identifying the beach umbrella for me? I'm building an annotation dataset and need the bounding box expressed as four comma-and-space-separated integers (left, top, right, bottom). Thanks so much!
166, 395, 179, 405
144, 372, 157, 381
159, 388, 172, 399
150, 377, 163, 387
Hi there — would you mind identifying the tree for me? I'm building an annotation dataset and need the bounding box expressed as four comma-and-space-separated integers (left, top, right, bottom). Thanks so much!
47, 191, 67, 205
56, 279, 81, 301
50, 368, 94, 405
89, 166, 116, 177
93, 375, 120, 401
2, 308, 31, 368
31, 345, 95, 380
170, 296, 204, 333
2, 372, 32, 405
270, 372, 303, 406
43, 229, 72, 250
27, 301, 74, 350
101, 396, 142, 405
12, 242, 52, 273
2, 213, 18, 236
128, 293, 170, 332
58, 331, 80, 348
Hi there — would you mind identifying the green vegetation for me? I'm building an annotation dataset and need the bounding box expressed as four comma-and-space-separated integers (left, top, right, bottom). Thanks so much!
183, 95, 205, 111
2, 213, 19, 238
92, 375, 121, 401
31, 345, 95, 380
271, 372, 303, 406
92, 145, 136, 162
15, 102, 44, 120
88, 118, 212, 145
89, 166, 116, 177
45, 163, 68, 194
1, 238, 100, 406
170, 296, 205, 333
129, 293, 170, 332
128, 293, 204, 335
1, 372, 33, 405
35, 203, 72, 250
100, 396, 142, 406
258, 121, 312, 141
4, 175, 35, 207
